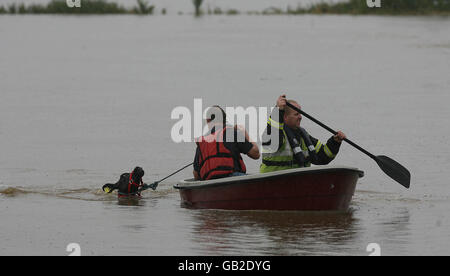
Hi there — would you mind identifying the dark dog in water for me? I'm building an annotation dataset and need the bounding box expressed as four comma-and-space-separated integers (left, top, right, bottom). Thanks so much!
103, 167, 153, 198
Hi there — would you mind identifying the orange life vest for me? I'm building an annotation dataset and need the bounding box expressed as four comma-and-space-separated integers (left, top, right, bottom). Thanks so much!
196, 127, 246, 180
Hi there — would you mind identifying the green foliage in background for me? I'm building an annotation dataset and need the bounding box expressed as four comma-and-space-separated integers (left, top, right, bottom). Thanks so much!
45, 0, 126, 14
283, 0, 450, 15
0, 0, 155, 14
193, 0, 203, 16
133, 0, 154, 15
1, 0, 449, 15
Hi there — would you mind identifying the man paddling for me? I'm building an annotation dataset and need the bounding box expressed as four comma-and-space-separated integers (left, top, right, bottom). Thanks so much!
193, 105, 260, 180
260, 95, 346, 173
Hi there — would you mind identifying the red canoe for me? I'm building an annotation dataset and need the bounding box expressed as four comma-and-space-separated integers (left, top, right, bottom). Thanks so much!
174, 166, 364, 211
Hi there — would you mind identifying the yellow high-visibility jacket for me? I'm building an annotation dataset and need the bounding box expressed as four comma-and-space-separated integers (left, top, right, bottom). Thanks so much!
260, 107, 341, 173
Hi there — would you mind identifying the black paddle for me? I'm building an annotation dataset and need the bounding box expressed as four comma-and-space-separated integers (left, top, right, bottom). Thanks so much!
285, 101, 411, 189
102, 162, 194, 193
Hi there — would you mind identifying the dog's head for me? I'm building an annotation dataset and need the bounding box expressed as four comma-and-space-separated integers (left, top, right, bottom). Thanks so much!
132, 166, 145, 182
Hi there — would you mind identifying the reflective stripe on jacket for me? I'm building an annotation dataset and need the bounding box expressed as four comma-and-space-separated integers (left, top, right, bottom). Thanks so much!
260, 109, 339, 173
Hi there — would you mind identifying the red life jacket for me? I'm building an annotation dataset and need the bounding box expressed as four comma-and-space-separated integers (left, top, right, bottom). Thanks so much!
118, 172, 143, 198
196, 127, 247, 180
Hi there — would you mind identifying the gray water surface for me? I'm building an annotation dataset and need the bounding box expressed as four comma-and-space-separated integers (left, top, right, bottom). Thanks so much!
1, 14, 450, 255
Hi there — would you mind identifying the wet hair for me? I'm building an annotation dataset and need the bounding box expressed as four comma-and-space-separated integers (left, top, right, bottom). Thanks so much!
132, 166, 145, 181
206, 105, 227, 126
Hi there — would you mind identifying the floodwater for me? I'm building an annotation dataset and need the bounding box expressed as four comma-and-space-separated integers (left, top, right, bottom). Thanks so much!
1, 13, 450, 256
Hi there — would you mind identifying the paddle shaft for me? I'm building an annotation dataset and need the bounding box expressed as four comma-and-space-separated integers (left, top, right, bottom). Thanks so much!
286, 102, 377, 161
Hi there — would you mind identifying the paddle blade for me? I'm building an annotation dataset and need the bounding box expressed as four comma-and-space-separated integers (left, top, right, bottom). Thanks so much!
375, 155, 411, 189
102, 184, 116, 193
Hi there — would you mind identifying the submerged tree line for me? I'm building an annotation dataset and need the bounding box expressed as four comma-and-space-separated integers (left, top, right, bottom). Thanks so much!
295, 0, 450, 15
0, 0, 449, 15
0, 0, 155, 14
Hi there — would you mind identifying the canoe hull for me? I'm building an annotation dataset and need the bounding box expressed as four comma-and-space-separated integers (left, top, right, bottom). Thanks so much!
174, 166, 363, 211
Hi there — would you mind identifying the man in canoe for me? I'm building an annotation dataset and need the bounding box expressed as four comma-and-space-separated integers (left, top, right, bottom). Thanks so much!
260, 95, 346, 173
193, 105, 260, 180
